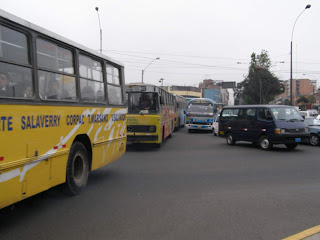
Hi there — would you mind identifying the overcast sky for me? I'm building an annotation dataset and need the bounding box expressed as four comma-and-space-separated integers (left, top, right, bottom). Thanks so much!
1, 0, 319, 88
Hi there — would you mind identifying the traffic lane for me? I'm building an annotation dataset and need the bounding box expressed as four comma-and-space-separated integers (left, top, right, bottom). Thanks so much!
1, 129, 320, 240
123, 135, 320, 240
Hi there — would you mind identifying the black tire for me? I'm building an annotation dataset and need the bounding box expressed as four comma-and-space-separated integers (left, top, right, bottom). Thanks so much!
188, 129, 192, 133
226, 133, 235, 145
63, 142, 89, 195
258, 135, 273, 150
309, 134, 320, 146
285, 143, 298, 149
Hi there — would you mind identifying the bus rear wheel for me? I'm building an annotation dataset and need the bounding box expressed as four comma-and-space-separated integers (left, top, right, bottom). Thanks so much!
63, 142, 89, 195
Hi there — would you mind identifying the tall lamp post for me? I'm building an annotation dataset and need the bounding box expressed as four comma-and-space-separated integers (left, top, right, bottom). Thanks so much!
142, 57, 160, 83
159, 78, 165, 87
290, 4, 311, 106
95, 7, 102, 53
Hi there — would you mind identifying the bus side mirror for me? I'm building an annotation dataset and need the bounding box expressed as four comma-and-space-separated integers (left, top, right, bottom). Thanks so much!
183, 110, 186, 114
214, 108, 217, 113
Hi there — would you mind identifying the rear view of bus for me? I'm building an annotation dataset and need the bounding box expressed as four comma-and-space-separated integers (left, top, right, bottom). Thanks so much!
126, 83, 174, 147
185, 98, 215, 133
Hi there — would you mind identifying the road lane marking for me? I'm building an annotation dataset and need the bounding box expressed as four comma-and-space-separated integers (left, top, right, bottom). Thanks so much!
283, 225, 320, 240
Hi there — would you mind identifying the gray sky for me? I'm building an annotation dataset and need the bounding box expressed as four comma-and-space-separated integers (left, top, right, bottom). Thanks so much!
1, 0, 319, 88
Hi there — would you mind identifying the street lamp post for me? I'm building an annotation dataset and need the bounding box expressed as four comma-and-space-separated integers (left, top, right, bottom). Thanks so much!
290, 4, 311, 106
159, 78, 165, 87
141, 57, 160, 83
95, 7, 102, 54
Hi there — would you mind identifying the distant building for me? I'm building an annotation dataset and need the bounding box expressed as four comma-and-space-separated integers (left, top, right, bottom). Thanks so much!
276, 78, 316, 105
203, 89, 221, 103
198, 79, 229, 106
168, 85, 202, 99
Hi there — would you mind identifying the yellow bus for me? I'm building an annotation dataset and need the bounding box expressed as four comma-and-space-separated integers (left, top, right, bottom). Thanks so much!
126, 83, 175, 147
174, 94, 187, 131
0, 10, 127, 210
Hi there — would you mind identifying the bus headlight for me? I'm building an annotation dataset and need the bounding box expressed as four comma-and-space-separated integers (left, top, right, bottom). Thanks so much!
275, 128, 285, 134
148, 126, 156, 132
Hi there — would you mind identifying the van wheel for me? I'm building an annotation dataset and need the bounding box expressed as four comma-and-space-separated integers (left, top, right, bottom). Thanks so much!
309, 134, 320, 146
226, 133, 235, 145
258, 136, 273, 150
285, 143, 298, 149
63, 142, 89, 195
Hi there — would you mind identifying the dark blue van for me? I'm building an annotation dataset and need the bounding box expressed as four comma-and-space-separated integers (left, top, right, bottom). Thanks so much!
219, 105, 310, 150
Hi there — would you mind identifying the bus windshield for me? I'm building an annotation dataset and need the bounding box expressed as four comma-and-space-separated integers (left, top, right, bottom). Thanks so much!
187, 102, 213, 116
127, 92, 159, 114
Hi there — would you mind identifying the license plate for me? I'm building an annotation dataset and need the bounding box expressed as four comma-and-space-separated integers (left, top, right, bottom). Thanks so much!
295, 138, 301, 143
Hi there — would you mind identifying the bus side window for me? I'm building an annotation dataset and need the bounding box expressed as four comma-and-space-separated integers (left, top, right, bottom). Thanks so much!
0, 25, 33, 99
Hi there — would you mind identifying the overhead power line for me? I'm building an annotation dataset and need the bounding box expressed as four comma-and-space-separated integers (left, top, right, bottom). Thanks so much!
104, 49, 249, 61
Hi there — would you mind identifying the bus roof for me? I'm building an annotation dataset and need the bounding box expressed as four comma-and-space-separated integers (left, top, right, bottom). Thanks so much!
126, 83, 173, 94
188, 98, 214, 104
0, 9, 124, 67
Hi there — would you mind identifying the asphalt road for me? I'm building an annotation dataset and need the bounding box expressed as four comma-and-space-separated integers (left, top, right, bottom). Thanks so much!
1, 128, 320, 240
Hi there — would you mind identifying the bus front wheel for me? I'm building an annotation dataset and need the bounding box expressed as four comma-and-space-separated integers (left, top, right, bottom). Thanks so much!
63, 142, 89, 195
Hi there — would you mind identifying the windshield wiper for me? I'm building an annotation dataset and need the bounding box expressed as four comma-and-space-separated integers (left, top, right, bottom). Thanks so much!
287, 119, 300, 122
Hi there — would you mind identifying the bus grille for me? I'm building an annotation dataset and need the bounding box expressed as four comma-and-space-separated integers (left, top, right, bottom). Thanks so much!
127, 125, 156, 133
191, 122, 212, 125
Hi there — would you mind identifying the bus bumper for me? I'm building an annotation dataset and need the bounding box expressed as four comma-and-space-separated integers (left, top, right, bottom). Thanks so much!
186, 124, 213, 130
127, 134, 159, 144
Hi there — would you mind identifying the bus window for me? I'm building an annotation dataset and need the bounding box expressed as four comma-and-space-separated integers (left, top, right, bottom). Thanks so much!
37, 39, 76, 100
106, 64, 122, 105
37, 38, 74, 74
0, 25, 32, 99
0, 25, 29, 65
79, 54, 103, 103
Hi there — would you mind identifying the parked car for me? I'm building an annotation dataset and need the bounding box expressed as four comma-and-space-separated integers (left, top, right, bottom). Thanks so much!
300, 110, 318, 119
219, 105, 310, 150
213, 115, 219, 136
304, 117, 320, 146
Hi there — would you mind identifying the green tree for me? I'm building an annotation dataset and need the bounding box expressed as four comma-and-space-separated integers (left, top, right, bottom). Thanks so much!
297, 96, 309, 104
234, 50, 284, 104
